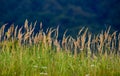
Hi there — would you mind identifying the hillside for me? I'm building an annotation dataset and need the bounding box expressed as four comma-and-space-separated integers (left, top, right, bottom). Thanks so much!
0, 0, 120, 37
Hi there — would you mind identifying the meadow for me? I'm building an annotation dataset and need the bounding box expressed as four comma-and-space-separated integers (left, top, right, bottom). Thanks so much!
0, 20, 120, 76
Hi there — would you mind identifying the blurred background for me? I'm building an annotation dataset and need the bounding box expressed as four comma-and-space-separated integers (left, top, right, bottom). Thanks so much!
0, 0, 120, 38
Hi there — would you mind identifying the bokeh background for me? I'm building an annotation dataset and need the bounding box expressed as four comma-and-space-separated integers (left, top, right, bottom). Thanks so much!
0, 0, 120, 38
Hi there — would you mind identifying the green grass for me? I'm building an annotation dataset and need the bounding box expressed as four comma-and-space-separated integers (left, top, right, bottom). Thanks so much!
0, 40, 120, 76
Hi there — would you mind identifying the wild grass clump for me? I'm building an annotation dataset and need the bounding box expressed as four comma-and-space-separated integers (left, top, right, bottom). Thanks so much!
0, 19, 120, 76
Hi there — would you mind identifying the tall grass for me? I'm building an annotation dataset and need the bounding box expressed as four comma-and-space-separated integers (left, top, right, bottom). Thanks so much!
0, 20, 120, 76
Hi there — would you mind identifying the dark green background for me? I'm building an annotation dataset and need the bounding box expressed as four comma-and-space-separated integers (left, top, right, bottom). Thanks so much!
0, 0, 120, 38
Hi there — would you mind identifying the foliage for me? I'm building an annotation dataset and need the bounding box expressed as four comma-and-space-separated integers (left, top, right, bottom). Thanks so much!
0, 0, 120, 35
0, 21, 120, 75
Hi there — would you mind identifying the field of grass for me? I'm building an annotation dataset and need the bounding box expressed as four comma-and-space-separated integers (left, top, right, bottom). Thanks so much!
0, 20, 120, 76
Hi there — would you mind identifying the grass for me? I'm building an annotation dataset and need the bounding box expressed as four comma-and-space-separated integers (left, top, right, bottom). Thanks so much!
0, 20, 120, 76
0, 41, 120, 76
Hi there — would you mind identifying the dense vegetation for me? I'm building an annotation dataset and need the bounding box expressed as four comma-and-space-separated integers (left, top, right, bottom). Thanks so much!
0, 21, 120, 75
0, 41, 120, 76
0, 0, 120, 35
